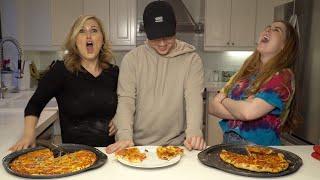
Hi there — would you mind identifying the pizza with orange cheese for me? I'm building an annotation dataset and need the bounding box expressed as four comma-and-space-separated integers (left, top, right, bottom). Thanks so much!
115, 147, 147, 163
156, 146, 184, 160
10, 148, 97, 175
219, 146, 289, 173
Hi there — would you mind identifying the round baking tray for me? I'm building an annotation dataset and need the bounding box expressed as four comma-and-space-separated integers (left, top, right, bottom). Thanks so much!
2, 144, 107, 179
198, 144, 303, 177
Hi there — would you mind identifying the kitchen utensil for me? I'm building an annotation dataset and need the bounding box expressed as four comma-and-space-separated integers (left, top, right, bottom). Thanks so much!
36, 139, 68, 157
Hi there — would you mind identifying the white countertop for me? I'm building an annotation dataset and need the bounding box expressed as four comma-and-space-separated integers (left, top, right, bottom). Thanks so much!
0, 91, 319, 179
0, 146, 319, 180
0, 90, 59, 153
0, 109, 58, 153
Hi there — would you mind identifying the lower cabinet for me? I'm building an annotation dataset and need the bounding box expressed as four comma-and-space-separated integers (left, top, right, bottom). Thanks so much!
207, 114, 223, 146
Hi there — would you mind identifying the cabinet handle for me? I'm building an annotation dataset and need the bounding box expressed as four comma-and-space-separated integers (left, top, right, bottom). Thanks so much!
227, 42, 230, 45
232, 42, 234, 46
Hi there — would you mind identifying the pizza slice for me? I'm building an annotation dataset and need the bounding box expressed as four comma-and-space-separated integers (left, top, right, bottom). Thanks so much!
156, 146, 184, 160
115, 147, 147, 163
246, 145, 274, 155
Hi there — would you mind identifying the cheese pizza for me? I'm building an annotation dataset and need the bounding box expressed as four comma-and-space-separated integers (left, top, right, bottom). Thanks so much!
246, 145, 273, 155
219, 147, 289, 173
115, 147, 147, 163
156, 146, 184, 160
10, 148, 97, 175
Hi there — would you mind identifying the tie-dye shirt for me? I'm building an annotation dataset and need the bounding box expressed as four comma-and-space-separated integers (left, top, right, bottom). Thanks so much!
219, 69, 295, 146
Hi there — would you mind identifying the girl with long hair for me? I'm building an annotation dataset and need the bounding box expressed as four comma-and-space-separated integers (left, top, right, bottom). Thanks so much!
209, 20, 302, 146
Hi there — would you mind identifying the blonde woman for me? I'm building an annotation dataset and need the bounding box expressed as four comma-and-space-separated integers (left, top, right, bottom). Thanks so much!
209, 20, 301, 146
10, 15, 118, 150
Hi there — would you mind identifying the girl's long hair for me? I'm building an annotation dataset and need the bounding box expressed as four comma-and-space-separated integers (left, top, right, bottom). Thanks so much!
63, 15, 113, 73
224, 20, 302, 132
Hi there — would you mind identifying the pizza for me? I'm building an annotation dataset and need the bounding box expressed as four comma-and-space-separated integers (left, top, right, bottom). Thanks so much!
219, 146, 289, 173
156, 146, 184, 160
115, 147, 147, 163
10, 148, 97, 175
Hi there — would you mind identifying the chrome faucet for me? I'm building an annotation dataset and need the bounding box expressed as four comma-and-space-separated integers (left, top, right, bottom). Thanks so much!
0, 36, 23, 98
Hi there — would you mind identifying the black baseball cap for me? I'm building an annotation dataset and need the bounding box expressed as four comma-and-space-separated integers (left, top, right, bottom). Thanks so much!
143, 1, 176, 40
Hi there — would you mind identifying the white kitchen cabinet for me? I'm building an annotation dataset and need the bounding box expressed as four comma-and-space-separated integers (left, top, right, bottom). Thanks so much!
255, 0, 293, 44
1, 0, 136, 51
51, 0, 83, 47
22, 0, 52, 50
109, 0, 136, 50
39, 0, 135, 50
83, 0, 110, 35
204, 0, 256, 51
205, 89, 224, 146
0, 0, 24, 43
207, 114, 223, 146
255, 0, 274, 43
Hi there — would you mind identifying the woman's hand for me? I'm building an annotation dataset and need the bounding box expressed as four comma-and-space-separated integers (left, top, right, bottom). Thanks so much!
9, 134, 36, 152
105, 140, 134, 154
108, 120, 117, 136
214, 92, 227, 103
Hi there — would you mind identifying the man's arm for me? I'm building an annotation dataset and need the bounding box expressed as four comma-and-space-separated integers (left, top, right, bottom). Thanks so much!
106, 53, 136, 153
183, 54, 206, 150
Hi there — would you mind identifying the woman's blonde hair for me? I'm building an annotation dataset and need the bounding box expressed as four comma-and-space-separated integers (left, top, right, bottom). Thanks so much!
63, 15, 113, 72
224, 20, 302, 132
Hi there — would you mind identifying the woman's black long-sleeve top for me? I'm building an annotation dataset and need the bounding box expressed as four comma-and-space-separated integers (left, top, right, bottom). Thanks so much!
25, 61, 118, 147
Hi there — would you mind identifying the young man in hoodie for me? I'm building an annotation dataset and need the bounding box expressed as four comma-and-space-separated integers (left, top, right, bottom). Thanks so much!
106, 1, 206, 153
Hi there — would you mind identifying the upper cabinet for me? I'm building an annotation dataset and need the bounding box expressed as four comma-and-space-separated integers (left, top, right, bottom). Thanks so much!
109, 0, 136, 50
255, 0, 274, 43
51, 0, 83, 47
22, 0, 52, 50
204, 0, 256, 51
0, 0, 136, 51
83, 0, 110, 35
52, 0, 136, 50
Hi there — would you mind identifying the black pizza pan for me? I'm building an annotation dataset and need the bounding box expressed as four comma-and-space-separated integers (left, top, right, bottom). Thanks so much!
2, 144, 107, 179
198, 144, 303, 177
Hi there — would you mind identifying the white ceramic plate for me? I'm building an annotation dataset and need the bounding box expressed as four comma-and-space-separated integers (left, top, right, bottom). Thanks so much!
116, 146, 182, 168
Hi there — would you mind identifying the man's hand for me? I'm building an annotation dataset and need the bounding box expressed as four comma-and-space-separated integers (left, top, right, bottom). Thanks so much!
183, 136, 206, 151
108, 120, 117, 136
105, 140, 134, 154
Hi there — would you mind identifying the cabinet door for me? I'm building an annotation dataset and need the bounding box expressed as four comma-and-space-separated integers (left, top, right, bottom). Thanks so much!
255, 0, 274, 43
23, 0, 51, 50
204, 0, 231, 48
109, 0, 136, 49
230, 0, 256, 47
52, 0, 83, 46
83, 0, 110, 36
207, 114, 223, 146
0, 0, 24, 43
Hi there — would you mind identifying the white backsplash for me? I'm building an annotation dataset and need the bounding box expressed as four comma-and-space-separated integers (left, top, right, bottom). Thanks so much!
23, 50, 252, 83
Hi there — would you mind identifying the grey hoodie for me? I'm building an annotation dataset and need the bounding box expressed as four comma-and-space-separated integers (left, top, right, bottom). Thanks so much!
115, 39, 204, 145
